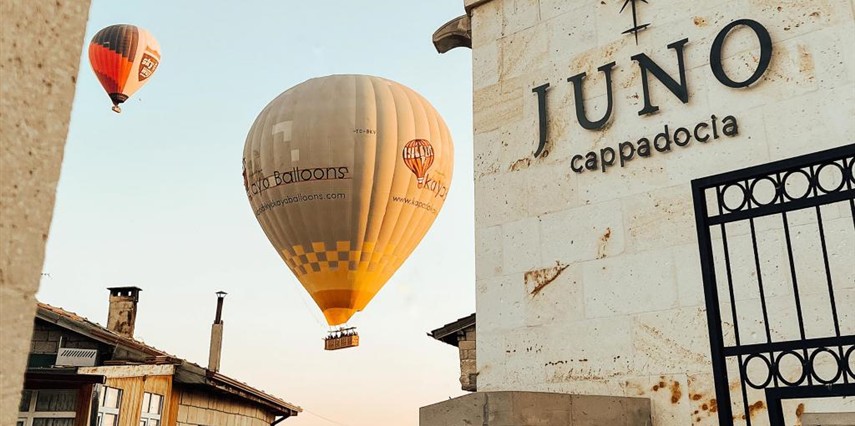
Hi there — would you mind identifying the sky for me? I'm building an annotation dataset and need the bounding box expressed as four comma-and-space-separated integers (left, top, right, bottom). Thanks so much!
38, 1, 474, 425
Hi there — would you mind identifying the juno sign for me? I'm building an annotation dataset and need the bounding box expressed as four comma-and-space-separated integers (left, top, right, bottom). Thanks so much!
532, 18, 773, 174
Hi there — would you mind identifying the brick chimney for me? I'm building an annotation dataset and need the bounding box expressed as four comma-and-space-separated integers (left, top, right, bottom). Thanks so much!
208, 291, 227, 372
106, 287, 141, 338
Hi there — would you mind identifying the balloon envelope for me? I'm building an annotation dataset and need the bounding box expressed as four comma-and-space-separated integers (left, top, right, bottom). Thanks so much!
88, 24, 161, 112
243, 75, 454, 326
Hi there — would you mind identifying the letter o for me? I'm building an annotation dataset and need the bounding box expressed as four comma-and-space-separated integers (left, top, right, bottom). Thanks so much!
674, 127, 691, 146
710, 19, 773, 88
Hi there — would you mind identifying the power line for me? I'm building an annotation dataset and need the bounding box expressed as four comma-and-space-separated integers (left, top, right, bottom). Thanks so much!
303, 408, 352, 426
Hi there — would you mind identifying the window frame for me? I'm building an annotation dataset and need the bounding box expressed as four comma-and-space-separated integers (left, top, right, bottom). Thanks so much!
138, 391, 163, 426
17, 389, 78, 426
95, 385, 123, 426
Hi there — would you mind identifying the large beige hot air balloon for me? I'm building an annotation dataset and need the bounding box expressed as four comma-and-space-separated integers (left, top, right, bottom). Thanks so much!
243, 75, 453, 348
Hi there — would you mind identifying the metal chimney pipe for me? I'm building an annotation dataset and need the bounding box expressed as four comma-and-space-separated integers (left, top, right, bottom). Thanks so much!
208, 291, 227, 372
214, 291, 226, 324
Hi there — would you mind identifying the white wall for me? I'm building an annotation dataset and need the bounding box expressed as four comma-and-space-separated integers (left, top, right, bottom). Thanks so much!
469, 0, 855, 424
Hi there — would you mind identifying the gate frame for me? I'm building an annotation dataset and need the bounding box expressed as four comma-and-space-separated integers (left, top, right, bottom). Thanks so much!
691, 144, 855, 425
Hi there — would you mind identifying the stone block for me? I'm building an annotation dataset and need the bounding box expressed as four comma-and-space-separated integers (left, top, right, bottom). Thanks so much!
763, 85, 855, 161
31, 341, 57, 354
539, 0, 588, 23
501, 0, 541, 37
475, 172, 527, 227
569, 394, 647, 426
477, 275, 525, 333
476, 225, 504, 279
745, 0, 853, 44
419, 391, 651, 426
582, 250, 677, 318
471, 0, 504, 48
474, 40, 500, 90
536, 316, 634, 382
501, 217, 542, 274
473, 79, 525, 134
500, 24, 549, 80
801, 21, 855, 90
684, 374, 719, 426
496, 122, 539, 175
802, 411, 855, 426
474, 128, 503, 178
631, 307, 712, 376
522, 262, 583, 328
623, 184, 698, 252
519, 162, 580, 218
673, 243, 706, 308
622, 374, 693, 426
459, 339, 476, 350
539, 200, 625, 265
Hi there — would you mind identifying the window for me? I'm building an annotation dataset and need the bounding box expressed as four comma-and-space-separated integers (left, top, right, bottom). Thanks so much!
139, 392, 163, 426
17, 389, 77, 426
95, 386, 122, 426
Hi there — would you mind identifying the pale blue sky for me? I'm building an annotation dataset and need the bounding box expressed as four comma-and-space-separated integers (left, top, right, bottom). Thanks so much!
39, 1, 474, 425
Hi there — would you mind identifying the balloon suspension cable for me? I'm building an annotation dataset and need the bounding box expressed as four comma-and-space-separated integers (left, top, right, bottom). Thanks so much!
111, 105, 122, 113
323, 326, 359, 351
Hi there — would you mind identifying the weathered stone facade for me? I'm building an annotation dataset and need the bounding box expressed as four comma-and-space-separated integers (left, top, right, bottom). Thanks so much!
458, 327, 477, 392
467, 0, 855, 425
0, 1, 91, 424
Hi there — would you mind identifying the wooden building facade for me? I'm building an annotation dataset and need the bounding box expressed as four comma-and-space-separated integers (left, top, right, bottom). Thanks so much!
18, 287, 300, 426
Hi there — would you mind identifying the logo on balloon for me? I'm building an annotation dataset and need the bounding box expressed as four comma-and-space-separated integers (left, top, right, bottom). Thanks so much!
138, 50, 159, 81
402, 139, 435, 188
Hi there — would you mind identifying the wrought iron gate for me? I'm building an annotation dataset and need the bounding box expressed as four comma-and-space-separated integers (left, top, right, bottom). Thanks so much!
692, 144, 855, 425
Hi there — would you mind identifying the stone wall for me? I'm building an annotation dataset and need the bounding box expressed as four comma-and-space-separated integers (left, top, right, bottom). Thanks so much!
468, 0, 855, 425
175, 388, 276, 426
30, 319, 102, 354
420, 391, 651, 426
457, 326, 477, 392
0, 1, 91, 425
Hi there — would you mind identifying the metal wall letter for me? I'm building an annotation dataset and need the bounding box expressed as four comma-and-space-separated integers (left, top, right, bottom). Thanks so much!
567, 62, 616, 130
710, 19, 773, 88
531, 84, 551, 158
631, 38, 690, 116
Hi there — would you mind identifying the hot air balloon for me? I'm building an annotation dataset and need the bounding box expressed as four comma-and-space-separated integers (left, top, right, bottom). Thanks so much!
243, 75, 454, 349
88, 24, 161, 113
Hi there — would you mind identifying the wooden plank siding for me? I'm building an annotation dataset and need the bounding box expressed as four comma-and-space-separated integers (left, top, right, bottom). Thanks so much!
174, 387, 276, 426
74, 385, 95, 426
166, 389, 180, 425
101, 374, 172, 426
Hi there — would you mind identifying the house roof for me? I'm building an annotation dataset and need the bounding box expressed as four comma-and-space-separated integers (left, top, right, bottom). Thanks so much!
35, 302, 302, 417
427, 313, 475, 347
